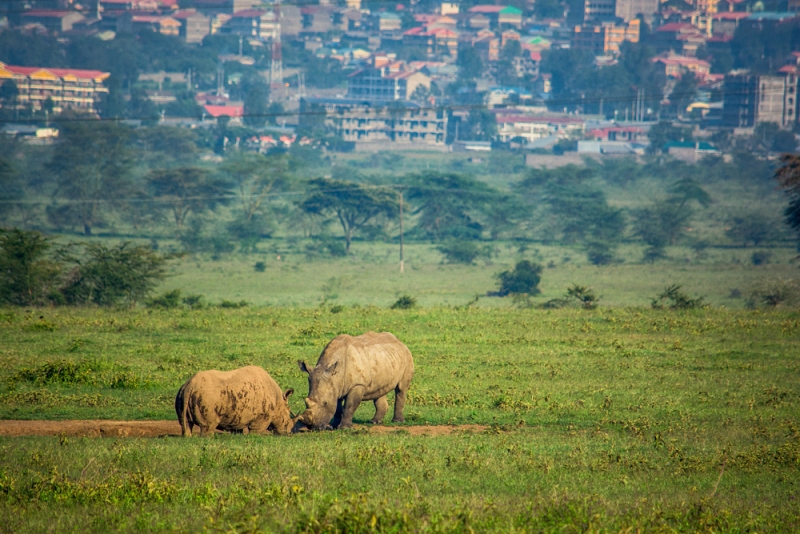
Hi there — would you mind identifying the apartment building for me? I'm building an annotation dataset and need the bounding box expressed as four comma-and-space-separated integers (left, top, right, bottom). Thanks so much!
615, 0, 659, 22
299, 98, 447, 147
572, 19, 640, 55
20, 10, 85, 32
173, 9, 210, 43
0, 62, 110, 114
722, 71, 798, 128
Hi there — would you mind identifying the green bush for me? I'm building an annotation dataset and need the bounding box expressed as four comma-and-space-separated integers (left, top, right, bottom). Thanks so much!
219, 300, 249, 308
182, 294, 206, 309
391, 295, 417, 310
146, 289, 182, 309
651, 285, 704, 309
0, 229, 62, 306
585, 241, 615, 266
495, 260, 542, 297
254, 261, 266, 272
566, 284, 599, 309
59, 242, 169, 307
438, 240, 489, 264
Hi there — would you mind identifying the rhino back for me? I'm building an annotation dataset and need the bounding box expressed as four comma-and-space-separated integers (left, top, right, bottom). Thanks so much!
186, 366, 282, 431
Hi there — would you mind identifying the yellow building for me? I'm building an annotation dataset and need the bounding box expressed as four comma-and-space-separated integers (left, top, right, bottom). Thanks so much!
0, 62, 110, 114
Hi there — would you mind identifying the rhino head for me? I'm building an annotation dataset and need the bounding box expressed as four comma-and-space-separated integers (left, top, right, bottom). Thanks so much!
296, 359, 341, 430
271, 388, 297, 436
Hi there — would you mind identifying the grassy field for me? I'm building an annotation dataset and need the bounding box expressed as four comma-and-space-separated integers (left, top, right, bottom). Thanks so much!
156, 241, 799, 308
1, 305, 799, 531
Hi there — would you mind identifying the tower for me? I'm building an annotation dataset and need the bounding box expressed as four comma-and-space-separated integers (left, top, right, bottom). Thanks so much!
270, 1, 284, 101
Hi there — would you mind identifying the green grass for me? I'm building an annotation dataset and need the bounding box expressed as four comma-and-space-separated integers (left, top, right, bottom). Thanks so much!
157, 241, 798, 308
1, 306, 799, 531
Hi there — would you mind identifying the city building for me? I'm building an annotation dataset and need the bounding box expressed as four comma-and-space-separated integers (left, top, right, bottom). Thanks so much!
710, 12, 749, 36
0, 61, 110, 114
225, 9, 276, 38
615, 0, 659, 22
121, 14, 181, 35
347, 65, 431, 101
722, 71, 798, 128
377, 12, 402, 32
173, 9, 210, 42
583, 0, 616, 22
572, 19, 640, 55
20, 10, 85, 32
495, 115, 585, 142
300, 98, 447, 148
402, 27, 458, 56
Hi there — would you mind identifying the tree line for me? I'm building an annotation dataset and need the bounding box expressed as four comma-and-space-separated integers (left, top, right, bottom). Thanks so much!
1, 121, 797, 265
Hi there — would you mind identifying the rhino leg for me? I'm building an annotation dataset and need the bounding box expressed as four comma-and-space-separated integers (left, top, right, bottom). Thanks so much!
338, 387, 365, 429
392, 385, 408, 423
249, 418, 269, 434
370, 395, 388, 424
330, 398, 345, 429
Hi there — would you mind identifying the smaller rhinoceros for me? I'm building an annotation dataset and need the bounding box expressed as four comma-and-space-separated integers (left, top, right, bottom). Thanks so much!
296, 332, 414, 430
175, 366, 295, 437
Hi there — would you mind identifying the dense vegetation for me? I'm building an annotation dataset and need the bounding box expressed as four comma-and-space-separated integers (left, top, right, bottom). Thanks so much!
0, 306, 798, 530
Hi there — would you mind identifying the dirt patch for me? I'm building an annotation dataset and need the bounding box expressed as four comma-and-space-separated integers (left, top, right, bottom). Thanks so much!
0, 420, 487, 438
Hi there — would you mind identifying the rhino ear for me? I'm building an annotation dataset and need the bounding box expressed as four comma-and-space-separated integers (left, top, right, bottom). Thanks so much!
283, 388, 294, 401
298, 360, 312, 374
325, 361, 339, 376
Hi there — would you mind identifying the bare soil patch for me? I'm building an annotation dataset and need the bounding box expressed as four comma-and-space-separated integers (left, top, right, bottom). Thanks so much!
0, 420, 487, 438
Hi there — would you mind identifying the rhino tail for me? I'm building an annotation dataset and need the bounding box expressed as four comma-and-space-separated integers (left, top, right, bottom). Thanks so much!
176, 385, 190, 437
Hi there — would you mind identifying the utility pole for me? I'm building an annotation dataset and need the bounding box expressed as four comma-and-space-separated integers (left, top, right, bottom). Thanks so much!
270, 0, 283, 102
399, 189, 405, 273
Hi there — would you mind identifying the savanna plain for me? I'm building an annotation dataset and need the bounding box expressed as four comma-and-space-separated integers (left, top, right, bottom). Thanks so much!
1, 249, 799, 532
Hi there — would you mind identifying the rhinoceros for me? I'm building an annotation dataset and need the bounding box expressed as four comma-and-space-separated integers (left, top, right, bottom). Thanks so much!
296, 332, 414, 430
175, 365, 295, 437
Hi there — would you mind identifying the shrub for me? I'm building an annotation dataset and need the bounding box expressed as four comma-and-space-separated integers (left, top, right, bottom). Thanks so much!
438, 240, 488, 264
642, 246, 667, 263
566, 284, 599, 309
329, 304, 344, 314
585, 241, 615, 266
495, 260, 542, 297
0, 229, 62, 306
59, 242, 168, 307
651, 285, 704, 309
15, 359, 94, 385
391, 295, 417, 309
254, 261, 266, 272
751, 251, 771, 266
146, 289, 182, 309
182, 294, 206, 309
747, 278, 800, 308
219, 300, 249, 308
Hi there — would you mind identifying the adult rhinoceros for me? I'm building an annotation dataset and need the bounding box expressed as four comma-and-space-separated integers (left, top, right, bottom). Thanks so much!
175, 366, 295, 436
296, 332, 414, 430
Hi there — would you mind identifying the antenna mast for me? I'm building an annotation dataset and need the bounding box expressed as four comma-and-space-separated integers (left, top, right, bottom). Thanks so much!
270, 0, 284, 101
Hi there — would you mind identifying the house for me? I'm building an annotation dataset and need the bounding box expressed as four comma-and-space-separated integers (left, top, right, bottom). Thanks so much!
172, 9, 210, 43
117, 13, 181, 35
501, 29, 519, 47
98, 0, 159, 13
402, 26, 458, 56
513, 50, 541, 77
0, 62, 110, 114
300, 6, 359, 34
299, 97, 447, 148
653, 22, 706, 55
472, 31, 500, 62
203, 104, 244, 123
652, 54, 711, 78
588, 125, 646, 141
467, 12, 491, 29
467, 5, 523, 28
710, 11, 748, 36
347, 65, 431, 101
378, 12, 402, 32
19, 10, 84, 33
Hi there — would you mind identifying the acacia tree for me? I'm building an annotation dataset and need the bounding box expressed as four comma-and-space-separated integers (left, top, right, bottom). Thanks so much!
219, 153, 289, 251
300, 178, 397, 254
47, 121, 135, 235
147, 167, 229, 237
776, 154, 800, 243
